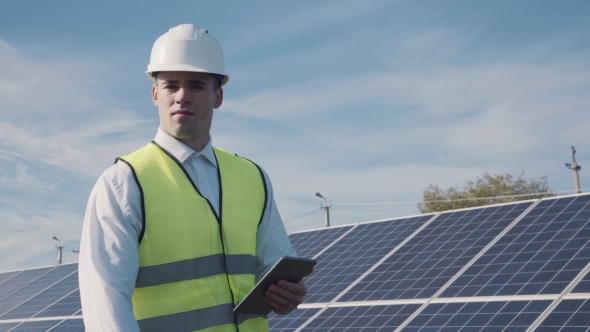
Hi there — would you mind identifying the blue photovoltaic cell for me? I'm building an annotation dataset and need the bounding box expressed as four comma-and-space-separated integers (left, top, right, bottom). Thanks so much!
403, 300, 551, 331
442, 194, 590, 298
0, 322, 19, 332
300, 304, 421, 331
289, 226, 353, 259
537, 299, 590, 331
50, 318, 85, 332
0, 264, 77, 317
1, 270, 78, 319
0, 271, 20, 286
35, 288, 81, 318
304, 215, 434, 303
8, 319, 62, 331
571, 269, 590, 293
267, 308, 320, 331
0, 267, 53, 300
341, 202, 532, 301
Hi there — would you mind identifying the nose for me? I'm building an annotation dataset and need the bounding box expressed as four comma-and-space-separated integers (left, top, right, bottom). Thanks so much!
175, 87, 189, 104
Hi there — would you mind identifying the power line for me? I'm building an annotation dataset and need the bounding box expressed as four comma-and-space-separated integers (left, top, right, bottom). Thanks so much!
282, 206, 320, 219
331, 207, 418, 213
284, 208, 321, 223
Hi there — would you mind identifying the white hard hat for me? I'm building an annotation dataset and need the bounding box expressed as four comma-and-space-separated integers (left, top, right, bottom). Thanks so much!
147, 24, 229, 86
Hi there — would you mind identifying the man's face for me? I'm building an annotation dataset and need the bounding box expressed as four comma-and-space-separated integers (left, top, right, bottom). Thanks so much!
152, 71, 223, 147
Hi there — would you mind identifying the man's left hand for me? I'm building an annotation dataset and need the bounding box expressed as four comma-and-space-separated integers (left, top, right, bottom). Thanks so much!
265, 280, 308, 315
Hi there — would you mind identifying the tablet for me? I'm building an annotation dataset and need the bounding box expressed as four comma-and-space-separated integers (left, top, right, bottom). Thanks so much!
233, 256, 316, 315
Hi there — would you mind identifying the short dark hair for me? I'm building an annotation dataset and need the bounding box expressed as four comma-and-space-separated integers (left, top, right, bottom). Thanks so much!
152, 72, 224, 89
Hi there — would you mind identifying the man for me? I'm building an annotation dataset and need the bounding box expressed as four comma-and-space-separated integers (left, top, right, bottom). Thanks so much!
79, 24, 307, 332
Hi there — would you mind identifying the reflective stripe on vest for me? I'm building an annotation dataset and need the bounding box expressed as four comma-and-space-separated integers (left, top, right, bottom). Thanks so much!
119, 142, 269, 331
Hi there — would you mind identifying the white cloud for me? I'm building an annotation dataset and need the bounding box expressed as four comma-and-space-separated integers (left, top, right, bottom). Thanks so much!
0, 38, 153, 270
0, 204, 82, 271
225, 0, 394, 53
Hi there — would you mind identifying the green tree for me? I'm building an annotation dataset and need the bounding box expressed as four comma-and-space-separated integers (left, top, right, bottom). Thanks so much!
418, 172, 555, 213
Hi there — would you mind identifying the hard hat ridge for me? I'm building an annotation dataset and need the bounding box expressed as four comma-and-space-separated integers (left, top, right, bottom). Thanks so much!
147, 24, 229, 86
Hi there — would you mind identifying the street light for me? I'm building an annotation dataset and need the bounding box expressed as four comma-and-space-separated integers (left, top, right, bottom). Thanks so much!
315, 192, 331, 227
53, 236, 63, 266
565, 146, 582, 194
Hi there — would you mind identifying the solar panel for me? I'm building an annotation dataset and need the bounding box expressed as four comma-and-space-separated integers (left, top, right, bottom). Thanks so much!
0, 264, 77, 317
303, 215, 434, 303
571, 271, 590, 293
536, 299, 590, 331
0, 267, 53, 300
0, 322, 19, 332
0, 271, 20, 286
1, 271, 78, 319
35, 288, 81, 318
340, 202, 533, 301
441, 195, 590, 298
1, 194, 590, 331
7, 319, 63, 331
267, 308, 321, 331
289, 226, 354, 259
403, 300, 551, 331
50, 318, 85, 332
299, 303, 421, 331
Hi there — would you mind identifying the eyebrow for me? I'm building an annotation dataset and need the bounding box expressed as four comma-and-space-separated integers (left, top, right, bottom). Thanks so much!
162, 79, 207, 85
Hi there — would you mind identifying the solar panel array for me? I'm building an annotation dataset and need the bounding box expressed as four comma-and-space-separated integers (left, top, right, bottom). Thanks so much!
1, 193, 590, 331
0, 263, 82, 332
269, 193, 590, 331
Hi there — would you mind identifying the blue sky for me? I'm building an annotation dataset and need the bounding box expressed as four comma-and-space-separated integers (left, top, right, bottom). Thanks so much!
0, 0, 589, 271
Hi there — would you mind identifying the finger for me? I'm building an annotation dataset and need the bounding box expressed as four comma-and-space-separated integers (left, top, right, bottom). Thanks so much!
266, 285, 302, 307
265, 295, 289, 315
267, 285, 303, 306
265, 290, 296, 314
275, 280, 308, 296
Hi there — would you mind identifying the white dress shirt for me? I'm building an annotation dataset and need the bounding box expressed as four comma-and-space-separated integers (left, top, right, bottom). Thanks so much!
79, 129, 295, 332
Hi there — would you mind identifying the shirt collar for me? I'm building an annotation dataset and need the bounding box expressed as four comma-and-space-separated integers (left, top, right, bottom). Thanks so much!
154, 128, 218, 167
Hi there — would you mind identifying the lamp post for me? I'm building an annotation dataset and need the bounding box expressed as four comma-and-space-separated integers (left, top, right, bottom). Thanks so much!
53, 236, 63, 266
315, 192, 331, 227
565, 146, 582, 194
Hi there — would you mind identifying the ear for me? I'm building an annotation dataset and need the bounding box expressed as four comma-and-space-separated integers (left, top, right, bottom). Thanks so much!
213, 87, 224, 109
151, 84, 158, 106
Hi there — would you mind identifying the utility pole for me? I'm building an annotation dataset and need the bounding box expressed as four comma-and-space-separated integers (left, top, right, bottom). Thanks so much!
315, 192, 331, 227
565, 146, 582, 194
53, 236, 63, 266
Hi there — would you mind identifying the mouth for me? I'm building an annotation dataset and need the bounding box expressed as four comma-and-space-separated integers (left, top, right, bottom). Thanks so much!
172, 110, 194, 116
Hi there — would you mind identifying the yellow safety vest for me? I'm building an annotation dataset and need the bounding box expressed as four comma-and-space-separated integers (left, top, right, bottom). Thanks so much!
117, 142, 269, 332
